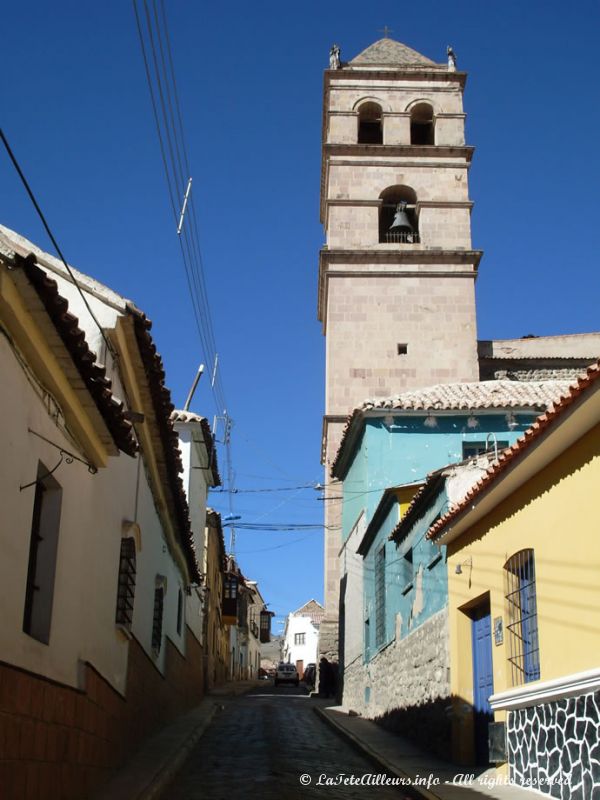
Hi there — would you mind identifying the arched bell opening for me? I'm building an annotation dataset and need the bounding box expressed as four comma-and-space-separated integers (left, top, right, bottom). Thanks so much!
410, 103, 435, 145
358, 102, 383, 144
379, 186, 419, 244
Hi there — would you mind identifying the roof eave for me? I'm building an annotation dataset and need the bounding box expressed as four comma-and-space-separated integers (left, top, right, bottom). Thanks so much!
430, 375, 600, 545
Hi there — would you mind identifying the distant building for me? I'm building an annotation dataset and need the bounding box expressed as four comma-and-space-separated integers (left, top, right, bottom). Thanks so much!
282, 600, 324, 677
222, 556, 270, 681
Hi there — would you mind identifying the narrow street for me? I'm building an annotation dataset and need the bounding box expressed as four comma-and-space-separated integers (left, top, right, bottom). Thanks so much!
165, 684, 415, 799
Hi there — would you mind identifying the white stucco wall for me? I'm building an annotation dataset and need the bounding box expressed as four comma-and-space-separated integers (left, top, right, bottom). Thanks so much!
0, 268, 193, 694
175, 420, 215, 647
282, 614, 319, 670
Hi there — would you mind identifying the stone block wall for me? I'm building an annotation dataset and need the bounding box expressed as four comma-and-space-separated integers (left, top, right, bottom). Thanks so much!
328, 83, 465, 120
507, 690, 600, 799
0, 629, 204, 800
325, 273, 479, 413
342, 608, 451, 755
327, 162, 471, 207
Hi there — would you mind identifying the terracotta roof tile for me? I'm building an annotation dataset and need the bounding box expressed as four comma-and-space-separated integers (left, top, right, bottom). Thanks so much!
18, 254, 137, 457
129, 308, 201, 582
426, 363, 600, 541
331, 380, 571, 477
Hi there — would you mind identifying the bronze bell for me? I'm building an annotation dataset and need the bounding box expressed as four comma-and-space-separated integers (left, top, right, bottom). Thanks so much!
389, 201, 413, 233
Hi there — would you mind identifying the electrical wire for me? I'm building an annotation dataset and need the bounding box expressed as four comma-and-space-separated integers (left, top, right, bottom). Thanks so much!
235, 534, 314, 554
132, 0, 225, 415
0, 128, 117, 361
212, 484, 318, 494
133, 0, 239, 548
234, 523, 338, 531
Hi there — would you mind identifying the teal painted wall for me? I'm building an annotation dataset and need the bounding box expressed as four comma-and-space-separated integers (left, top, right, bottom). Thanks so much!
342, 414, 534, 540
363, 485, 450, 661
344, 412, 537, 663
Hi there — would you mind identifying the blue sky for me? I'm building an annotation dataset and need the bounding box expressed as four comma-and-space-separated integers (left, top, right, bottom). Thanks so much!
2, 0, 599, 631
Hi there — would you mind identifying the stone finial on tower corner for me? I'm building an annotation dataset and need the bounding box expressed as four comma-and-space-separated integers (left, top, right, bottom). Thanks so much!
447, 45, 457, 71
329, 43, 341, 69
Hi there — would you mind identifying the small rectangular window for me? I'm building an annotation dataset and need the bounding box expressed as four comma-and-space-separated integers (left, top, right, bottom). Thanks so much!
294, 632, 306, 645
397, 343, 408, 355
23, 464, 62, 644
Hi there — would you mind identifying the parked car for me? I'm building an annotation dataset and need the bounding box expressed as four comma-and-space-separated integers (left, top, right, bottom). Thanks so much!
302, 663, 316, 688
274, 662, 299, 686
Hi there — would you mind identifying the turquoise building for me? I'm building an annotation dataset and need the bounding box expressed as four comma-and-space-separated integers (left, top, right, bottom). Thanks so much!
331, 380, 568, 749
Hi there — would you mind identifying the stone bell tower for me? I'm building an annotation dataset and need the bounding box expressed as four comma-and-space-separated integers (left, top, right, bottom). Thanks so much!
317, 37, 481, 658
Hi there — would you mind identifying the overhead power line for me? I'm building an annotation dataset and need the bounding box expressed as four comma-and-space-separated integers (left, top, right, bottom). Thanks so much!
0, 128, 116, 360
132, 0, 226, 415
235, 523, 339, 532
133, 0, 239, 546
212, 483, 318, 494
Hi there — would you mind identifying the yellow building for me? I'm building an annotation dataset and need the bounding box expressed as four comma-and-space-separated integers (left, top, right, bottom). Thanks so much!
428, 363, 600, 796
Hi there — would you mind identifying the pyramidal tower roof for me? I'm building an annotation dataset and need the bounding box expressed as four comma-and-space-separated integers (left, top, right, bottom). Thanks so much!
350, 37, 438, 67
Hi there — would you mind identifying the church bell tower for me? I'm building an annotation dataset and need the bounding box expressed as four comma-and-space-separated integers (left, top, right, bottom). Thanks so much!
318, 37, 481, 657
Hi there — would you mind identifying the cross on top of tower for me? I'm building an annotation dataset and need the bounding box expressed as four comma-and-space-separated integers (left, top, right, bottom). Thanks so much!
378, 25, 393, 39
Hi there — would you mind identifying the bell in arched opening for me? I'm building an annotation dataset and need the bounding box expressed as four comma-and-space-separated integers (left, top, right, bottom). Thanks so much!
389, 201, 413, 234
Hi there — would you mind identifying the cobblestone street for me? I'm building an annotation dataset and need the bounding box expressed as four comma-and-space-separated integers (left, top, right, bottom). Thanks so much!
165, 685, 413, 799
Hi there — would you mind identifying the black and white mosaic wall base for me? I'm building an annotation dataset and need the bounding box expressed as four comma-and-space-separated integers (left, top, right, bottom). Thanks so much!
507, 690, 600, 800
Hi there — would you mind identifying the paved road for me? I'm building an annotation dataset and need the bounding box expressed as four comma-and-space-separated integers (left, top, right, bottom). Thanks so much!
166, 683, 413, 799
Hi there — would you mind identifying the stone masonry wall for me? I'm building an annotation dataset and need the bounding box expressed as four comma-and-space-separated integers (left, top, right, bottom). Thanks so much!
507, 690, 600, 800
343, 608, 451, 755
0, 628, 204, 800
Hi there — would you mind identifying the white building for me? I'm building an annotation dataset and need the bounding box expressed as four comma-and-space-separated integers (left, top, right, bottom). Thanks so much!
282, 600, 324, 677
0, 225, 217, 798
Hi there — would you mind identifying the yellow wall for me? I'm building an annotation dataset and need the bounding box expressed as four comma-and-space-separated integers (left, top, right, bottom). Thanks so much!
446, 423, 600, 763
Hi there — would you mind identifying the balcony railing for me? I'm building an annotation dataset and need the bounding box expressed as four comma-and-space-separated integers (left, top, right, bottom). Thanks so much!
384, 231, 420, 244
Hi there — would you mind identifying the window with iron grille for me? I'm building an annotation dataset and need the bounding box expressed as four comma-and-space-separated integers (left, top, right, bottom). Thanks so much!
375, 546, 386, 647
294, 632, 305, 645
152, 584, 164, 653
505, 549, 540, 685
115, 537, 136, 628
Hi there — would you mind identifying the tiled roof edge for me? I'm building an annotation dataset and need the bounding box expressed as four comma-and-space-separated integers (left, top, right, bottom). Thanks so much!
330, 381, 570, 478
426, 363, 600, 540
389, 473, 446, 544
171, 410, 221, 486
128, 307, 201, 582
18, 254, 137, 457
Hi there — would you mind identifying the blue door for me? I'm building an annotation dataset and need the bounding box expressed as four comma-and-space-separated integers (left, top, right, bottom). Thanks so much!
471, 604, 494, 764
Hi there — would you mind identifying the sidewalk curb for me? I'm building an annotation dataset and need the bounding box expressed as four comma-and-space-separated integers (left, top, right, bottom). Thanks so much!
313, 705, 442, 800
138, 705, 218, 800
